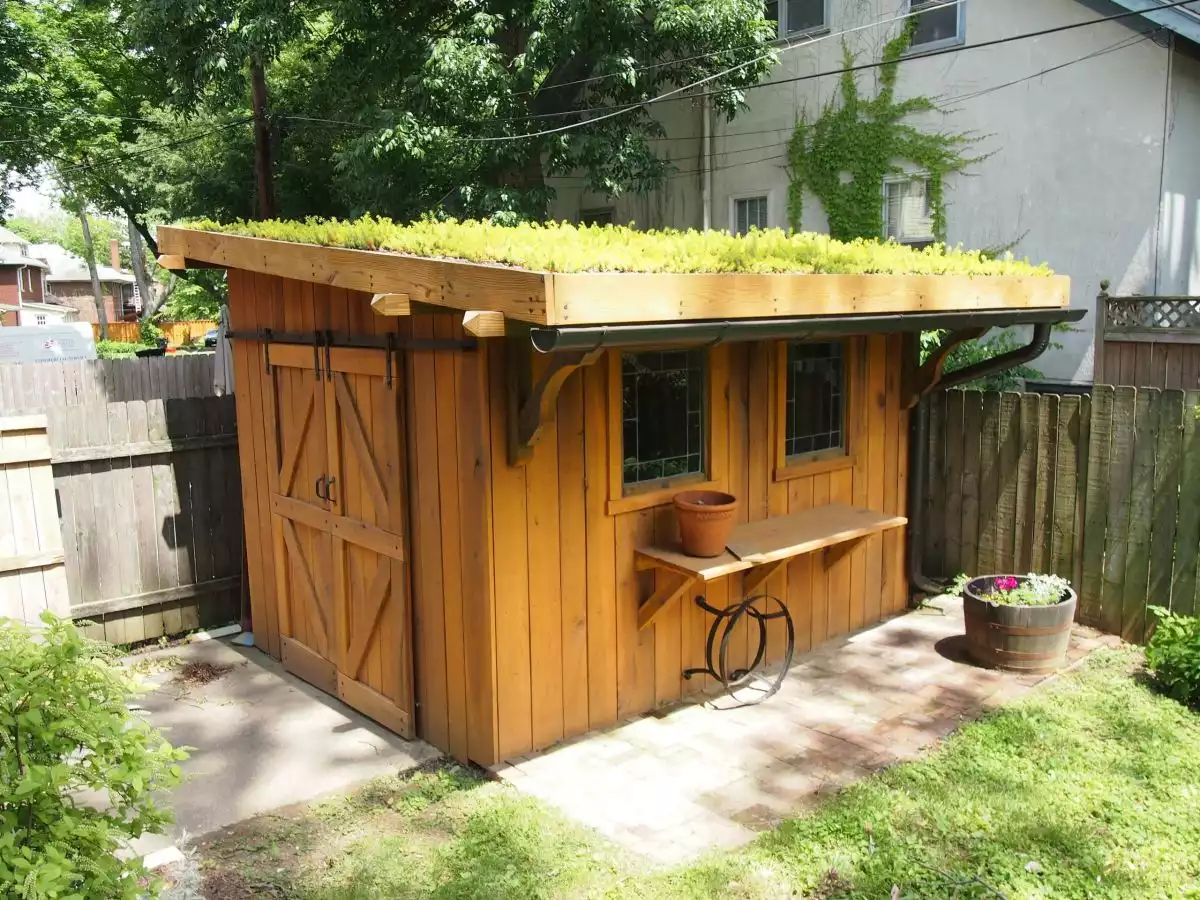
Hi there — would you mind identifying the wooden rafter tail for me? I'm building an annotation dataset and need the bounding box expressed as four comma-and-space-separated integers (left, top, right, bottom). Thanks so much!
903, 326, 987, 409
462, 310, 506, 338
370, 293, 412, 316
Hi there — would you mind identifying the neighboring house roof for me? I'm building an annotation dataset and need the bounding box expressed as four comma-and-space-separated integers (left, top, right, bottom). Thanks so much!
20, 301, 77, 315
1101, 0, 1200, 44
0, 254, 49, 269
0, 225, 29, 245
46, 265, 135, 284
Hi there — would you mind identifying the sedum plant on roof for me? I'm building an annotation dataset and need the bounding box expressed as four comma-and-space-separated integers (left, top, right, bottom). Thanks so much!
184, 216, 1052, 277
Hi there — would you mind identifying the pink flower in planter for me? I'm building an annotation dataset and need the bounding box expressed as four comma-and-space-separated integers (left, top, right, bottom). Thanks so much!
995, 576, 1019, 591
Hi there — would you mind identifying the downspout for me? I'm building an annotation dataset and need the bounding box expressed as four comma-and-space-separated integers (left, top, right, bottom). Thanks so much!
906, 322, 1054, 597
701, 95, 713, 231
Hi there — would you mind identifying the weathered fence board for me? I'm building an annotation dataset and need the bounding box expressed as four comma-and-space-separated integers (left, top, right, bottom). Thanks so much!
0, 357, 241, 643
93, 320, 216, 346
923, 384, 1200, 641
0, 415, 70, 623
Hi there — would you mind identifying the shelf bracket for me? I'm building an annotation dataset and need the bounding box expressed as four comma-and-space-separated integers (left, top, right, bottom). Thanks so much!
507, 337, 603, 465
903, 326, 987, 409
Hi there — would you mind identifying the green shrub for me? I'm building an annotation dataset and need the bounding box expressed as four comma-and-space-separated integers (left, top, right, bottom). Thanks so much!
138, 318, 166, 346
95, 340, 145, 359
0, 613, 186, 899
1146, 606, 1200, 706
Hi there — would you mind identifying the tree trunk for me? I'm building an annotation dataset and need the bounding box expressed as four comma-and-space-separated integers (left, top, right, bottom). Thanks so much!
250, 58, 276, 220
128, 216, 161, 320
78, 209, 109, 339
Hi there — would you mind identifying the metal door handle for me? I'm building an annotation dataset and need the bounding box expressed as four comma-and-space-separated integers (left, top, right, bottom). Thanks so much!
314, 475, 328, 501
325, 476, 336, 502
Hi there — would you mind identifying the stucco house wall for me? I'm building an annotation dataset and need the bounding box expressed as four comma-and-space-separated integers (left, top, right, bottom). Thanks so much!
549, 0, 1200, 384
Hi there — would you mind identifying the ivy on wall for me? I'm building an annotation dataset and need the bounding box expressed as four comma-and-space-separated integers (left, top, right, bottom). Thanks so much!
786, 19, 983, 241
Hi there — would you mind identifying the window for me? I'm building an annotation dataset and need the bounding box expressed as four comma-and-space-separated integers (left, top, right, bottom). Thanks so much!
766, 0, 828, 36
884, 176, 935, 248
783, 341, 846, 460
580, 207, 614, 226
35, 314, 47, 326
908, 0, 964, 49
733, 195, 769, 236
621, 349, 707, 488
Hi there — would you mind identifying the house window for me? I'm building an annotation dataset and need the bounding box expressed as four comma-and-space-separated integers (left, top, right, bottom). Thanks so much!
908, 0, 964, 49
580, 207, 614, 226
884, 176, 936, 248
621, 349, 707, 488
766, 0, 829, 36
733, 196, 769, 236
35, 314, 47, 326
783, 341, 846, 460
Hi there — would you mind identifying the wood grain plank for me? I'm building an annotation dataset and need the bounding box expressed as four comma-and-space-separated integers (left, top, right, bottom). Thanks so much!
1080, 387, 1113, 626
995, 393, 1020, 574
1121, 390, 1157, 642
1148, 391, 1183, 635
1050, 396, 1080, 581
959, 391, 983, 577
942, 390, 965, 576
556, 373, 591, 735
1030, 395, 1057, 574
584, 361, 618, 724
863, 335, 887, 624
976, 392, 1001, 576
881, 333, 902, 614
1175, 392, 1200, 618
615, 509, 655, 718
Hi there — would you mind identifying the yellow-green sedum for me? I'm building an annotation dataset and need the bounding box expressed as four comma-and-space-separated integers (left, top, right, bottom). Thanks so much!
184, 216, 1052, 277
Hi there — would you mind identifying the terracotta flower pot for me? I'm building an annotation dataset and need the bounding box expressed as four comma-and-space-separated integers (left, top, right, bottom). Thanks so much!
673, 490, 739, 558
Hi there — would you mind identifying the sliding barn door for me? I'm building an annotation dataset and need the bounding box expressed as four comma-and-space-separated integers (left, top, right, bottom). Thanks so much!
267, 347, 338, 693
323, 348, 415, 738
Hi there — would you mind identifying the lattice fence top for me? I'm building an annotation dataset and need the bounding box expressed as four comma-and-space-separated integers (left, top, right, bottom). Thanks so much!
1106, 296, 1200, 330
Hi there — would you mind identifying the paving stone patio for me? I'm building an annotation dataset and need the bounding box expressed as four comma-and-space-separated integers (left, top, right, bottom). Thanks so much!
490, 596, 1121, 865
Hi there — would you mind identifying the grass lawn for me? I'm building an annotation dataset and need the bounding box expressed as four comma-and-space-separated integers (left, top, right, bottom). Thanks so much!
186, 649, 1200, 899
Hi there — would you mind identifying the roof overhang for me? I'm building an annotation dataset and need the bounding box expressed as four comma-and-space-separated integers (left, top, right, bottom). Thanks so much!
529, 306, 1088, 352
1099, 0, 1200, 44
158, 226, 1071, 329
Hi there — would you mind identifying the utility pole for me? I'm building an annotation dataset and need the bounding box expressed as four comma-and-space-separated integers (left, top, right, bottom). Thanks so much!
78, 209, 109, 339
250, 58, 276, 220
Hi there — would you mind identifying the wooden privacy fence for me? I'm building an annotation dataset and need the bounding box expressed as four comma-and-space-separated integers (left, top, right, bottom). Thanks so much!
921, 385, 1200, 643
1094, 292, 1200, 389
0, 355, 242, 643
93, 319, 217, 346
0, 415, 69, 622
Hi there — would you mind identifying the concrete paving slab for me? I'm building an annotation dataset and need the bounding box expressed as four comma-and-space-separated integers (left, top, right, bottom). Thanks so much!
128, 638, 438, 856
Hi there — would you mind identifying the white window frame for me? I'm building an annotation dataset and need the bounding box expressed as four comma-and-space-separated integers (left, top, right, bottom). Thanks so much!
766, 0, 831, 39
905, 0, 966, 52
730, 192, 771, 236
882, 173, 937, 247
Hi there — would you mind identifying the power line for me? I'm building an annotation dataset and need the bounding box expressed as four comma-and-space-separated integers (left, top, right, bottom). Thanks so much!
457, 0, 1199, 143
51, 118, 254, 176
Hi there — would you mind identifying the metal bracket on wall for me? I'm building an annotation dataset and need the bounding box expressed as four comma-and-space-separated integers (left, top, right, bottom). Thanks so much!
506, 335, 603, 466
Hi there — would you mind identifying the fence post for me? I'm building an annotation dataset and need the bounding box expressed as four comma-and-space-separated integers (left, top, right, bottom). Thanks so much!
1094, 279, 1109, 385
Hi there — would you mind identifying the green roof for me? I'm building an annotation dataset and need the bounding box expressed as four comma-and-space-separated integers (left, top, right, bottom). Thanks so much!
184, 216, 1052, 277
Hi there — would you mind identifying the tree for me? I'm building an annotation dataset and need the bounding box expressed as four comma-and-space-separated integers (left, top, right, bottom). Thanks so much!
75, 205, 110, 337
129, 0, 778, 222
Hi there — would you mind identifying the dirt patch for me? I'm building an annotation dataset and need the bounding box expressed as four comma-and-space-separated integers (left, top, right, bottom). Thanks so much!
172, 661, 235, 687
200, 869, 291, 900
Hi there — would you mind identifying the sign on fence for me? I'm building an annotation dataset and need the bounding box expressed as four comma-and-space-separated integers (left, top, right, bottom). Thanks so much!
0, 323, 96, 364
921, 385, 1200, 643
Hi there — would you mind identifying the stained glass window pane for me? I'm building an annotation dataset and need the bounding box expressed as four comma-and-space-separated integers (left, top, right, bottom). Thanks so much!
784, 341, 846, 459
622, 349, 707, 487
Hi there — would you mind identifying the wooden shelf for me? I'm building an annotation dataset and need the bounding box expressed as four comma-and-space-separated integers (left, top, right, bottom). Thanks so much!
634, 503, 907, 630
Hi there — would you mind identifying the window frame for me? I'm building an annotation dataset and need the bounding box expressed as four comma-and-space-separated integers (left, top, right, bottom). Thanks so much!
904, 0, 966, 53
730, 192, 771, 236
882, 173, 937, 249
607, 345, 729, 515
774, 338, 858, 482
767, 0, 831, 39
580, 207, 615, 227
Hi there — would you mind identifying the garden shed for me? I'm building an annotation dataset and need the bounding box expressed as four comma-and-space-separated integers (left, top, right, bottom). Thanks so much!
158, 221, 1079, 767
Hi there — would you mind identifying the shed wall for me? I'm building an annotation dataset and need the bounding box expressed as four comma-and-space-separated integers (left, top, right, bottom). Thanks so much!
486, 333, 911, 761
226, 271, 498, 764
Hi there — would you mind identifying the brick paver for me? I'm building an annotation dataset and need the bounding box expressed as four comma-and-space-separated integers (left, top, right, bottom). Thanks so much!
489, 596, 1120, 865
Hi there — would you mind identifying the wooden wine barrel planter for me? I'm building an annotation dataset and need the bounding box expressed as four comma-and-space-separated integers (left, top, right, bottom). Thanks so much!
963, 575, 1077, 674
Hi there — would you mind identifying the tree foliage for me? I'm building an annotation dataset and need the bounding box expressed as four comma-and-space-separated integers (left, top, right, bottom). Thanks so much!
5, 214, 131, 269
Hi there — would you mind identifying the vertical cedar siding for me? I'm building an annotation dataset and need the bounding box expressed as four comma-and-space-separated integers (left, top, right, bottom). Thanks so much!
485, 335, 911, 763
226, 268, 910, 768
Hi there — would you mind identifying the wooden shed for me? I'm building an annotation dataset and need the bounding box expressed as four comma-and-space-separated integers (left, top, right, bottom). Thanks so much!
158, 223, 1079, 767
